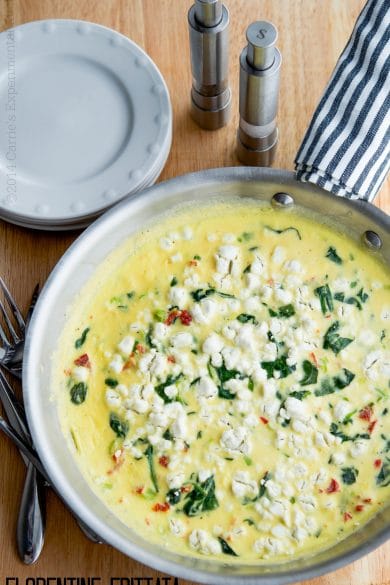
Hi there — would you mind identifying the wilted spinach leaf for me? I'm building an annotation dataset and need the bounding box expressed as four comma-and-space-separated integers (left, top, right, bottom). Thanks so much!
155, 373, 184, 403
218, 537, 239, 556
315, 284, 334, 314
109, 413, 129, 438
299, 360, 318, 386
145, 443, 159, 493
183, 475, 219, 516
323, 321, 353, 355
75, 327, 90, 349
325, 247, 342, 264
70, 382, 87, 405
261, 354, 295, 379
341, 467, 359, 485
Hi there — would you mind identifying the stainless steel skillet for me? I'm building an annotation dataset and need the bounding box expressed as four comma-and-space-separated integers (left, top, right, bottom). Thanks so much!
23, 167, 389, 584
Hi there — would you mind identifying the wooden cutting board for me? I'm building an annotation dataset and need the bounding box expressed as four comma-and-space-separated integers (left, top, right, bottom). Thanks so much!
0, 1, 388, 584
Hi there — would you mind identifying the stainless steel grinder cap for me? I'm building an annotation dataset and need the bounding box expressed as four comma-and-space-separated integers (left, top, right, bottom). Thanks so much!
237, 21, 281, 165
188, 0, 231, 130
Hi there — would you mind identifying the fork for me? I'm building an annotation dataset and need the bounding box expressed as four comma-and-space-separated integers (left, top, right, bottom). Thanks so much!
0, 278, 38, 378
0, 280, 46, 564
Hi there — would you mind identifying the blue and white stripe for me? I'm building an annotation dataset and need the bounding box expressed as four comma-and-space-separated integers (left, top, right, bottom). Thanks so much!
295, 0, 390, 202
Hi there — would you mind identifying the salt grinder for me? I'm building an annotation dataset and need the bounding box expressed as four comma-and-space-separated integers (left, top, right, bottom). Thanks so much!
188, 0, 231, 130
237, 21, 281, 165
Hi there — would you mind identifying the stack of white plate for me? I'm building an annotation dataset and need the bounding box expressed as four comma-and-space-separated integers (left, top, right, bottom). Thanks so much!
0, 20, 172, 230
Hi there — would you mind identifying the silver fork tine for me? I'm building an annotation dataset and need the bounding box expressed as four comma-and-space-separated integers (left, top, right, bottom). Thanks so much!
0, 320, 11, 348
0, 369, 29, 437
0, 299, 21, 343
0, 277, 25, 332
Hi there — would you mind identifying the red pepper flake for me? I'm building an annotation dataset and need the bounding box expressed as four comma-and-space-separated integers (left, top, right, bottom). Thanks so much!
112, 448, 123, 463
355, 504, 364, 512
343, 512, 352, 522
107, 456, 124, 475
374, 459, 382, 468
325, 478, 340, 494
363, 498, 372, 504
152, 502, 170, 512
359, 405, 373, 421
188, 260, 198, 267
181, 485, 192, 493
135, 343, 146, 354
135, 486, 144, 495
309, 352, 318, 367
368, 419, 377, 434
74, 353, 91, 368
167, 355, 176, 364
267, 278, 275, 286
179, 310, 193, 326
145, 517, 151, 526
158, 455, 169, 468
64, 368, 71, 376
259, 416, 269, 425
165, 309, 180, 326
123, 357, 136, 370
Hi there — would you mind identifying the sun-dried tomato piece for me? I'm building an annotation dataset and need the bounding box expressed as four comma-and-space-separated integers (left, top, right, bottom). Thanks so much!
158, 455, 169, 468
179, 310, 193, 326
326, 478, 340, 494
165, 310, 180, 326
368, 419, 377, 434
359, 405, 373, 421
74, 353, 91, 368
152, 502, 170, 512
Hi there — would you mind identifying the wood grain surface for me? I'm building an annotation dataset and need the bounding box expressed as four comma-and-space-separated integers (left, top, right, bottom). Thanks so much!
0, 1, 388, 584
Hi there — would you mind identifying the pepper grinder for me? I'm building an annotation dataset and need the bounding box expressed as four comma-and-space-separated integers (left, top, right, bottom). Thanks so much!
237, 21, 281, 165
188, 0, 231, 130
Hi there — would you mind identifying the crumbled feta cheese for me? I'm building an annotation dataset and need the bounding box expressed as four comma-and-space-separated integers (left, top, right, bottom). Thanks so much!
105, 388, 121, 407
198, 469, 213, 482
117, 336, 134, 354
109, 354, 123, 374
285, 397, 310, 422
189, 530, 221, 555
272, 246, 285, 264
220, 427, 251, 455
349, 440, 368, 459
202, 333, 224, 354
334, 401, 351, 422
231, 471, 258, 498
170, 332, 193, 348
73, 366, 89, 382
197, 376, 218, 399
166, 471, 185, 489
169, 286, 188, 307
169, 518, 185, 536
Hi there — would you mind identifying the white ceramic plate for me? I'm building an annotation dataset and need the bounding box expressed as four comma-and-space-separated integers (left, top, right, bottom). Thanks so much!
0, 19, 172, 229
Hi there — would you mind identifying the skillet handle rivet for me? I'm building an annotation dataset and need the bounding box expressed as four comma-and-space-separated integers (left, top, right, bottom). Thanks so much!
272, 192, 294, 207
363, 230, 382, 250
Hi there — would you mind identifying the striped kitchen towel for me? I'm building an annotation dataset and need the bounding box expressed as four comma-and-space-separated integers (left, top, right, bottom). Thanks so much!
295, 0, 390, 202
